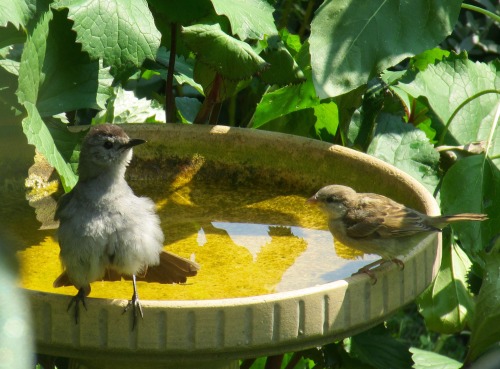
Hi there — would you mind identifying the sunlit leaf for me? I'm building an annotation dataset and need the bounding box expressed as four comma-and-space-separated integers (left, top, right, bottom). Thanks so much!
0, 0, 35, 29
93, 87, 165, 124
211, 0, 277, 40
410, 348, 461, 369
310, 0, 462, 98
252, 82, 319, 129
53, 0, 161, 77
396, 54, 500, 147
367, 114, 440, 194
22, 103, 78, 191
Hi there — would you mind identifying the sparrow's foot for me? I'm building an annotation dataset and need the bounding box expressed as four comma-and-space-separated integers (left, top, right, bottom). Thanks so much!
68, 287, 87, 324
122, 275, 143, 330
391, 258, 405, 270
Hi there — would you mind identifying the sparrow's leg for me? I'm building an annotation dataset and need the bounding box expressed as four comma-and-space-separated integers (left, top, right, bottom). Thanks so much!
67, 287, 87, 324
391, 258, 405, 270
123, 274, 144, 330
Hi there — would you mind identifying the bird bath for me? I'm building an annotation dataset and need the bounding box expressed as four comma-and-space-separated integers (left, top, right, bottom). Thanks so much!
13, 124, 441, 369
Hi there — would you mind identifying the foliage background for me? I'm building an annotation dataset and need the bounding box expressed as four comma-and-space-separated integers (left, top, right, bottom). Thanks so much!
0, 0, 499, 368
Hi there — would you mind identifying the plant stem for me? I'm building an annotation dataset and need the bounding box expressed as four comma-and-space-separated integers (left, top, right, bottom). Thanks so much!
461, 4, 500, 23
165, 23, 178, 123
194, 73, 222, 124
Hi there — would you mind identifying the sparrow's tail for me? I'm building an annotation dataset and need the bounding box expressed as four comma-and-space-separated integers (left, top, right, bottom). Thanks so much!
430, 213, 488, 228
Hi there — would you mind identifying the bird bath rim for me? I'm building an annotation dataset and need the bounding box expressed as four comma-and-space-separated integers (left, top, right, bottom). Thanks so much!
24, 124, 441, 369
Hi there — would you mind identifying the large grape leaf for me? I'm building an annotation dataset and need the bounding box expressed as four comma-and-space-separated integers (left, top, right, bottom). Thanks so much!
17, 8, 112, 117
310, 0, 462, 98
367, 114, 440, 195
16, 7, 110, 190
396, 55, 500, 147
211, 0, 277, 40
53, 0, 161, 76
22, 103, 78, 191
0, 0, 35, 29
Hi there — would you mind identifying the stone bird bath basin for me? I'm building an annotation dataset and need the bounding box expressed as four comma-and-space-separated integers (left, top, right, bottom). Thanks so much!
17, 124, 441, 369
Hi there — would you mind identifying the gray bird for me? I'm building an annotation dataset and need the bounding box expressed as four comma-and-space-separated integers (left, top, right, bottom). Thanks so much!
53, 124, 199, 328
308, 184, 487, 281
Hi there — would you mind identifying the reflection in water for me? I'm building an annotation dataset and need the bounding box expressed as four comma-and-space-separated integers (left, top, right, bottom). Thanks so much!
211, 222, 377, 292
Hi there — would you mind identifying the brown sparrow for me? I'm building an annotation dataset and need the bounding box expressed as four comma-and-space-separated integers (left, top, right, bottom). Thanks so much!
308, 185, 487, 281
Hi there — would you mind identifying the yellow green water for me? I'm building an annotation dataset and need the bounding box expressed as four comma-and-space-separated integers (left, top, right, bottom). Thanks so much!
16, 179, 376, 301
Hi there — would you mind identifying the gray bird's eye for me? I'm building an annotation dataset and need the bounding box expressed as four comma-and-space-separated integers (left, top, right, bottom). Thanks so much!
103, 141, 113, 149
326, 197, 335, 203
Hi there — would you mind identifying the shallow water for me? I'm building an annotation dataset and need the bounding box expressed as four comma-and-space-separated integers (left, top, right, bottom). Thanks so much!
18, 180, 377, 301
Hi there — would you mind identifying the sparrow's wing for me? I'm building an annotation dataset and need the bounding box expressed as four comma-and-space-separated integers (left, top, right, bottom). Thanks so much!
345, 194, 438, 238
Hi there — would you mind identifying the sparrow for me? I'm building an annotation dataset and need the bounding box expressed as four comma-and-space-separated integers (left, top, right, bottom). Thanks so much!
53, 124, 199, 328
308, 184, 487, 281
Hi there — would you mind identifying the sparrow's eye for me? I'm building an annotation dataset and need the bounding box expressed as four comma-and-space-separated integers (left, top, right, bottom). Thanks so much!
326, 196, 335, 203
103, 140, 113, 149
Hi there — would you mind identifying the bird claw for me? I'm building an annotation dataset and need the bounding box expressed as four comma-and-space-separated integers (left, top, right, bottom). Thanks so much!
353, 258, 405, 285
122, 275, 143, 330
67, 288, 87, 324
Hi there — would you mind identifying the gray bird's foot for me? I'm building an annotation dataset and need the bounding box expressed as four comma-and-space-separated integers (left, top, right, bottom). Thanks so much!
68, 288, 87, 324
122, 275, 143, 330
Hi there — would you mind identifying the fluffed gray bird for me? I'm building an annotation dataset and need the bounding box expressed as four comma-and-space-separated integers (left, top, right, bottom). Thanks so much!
308, 184, 487, 281
53, 124, 199, 328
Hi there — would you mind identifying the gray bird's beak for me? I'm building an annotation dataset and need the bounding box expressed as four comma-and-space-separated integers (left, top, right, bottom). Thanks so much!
306, 195, 318, 204
121, 138, 146, 149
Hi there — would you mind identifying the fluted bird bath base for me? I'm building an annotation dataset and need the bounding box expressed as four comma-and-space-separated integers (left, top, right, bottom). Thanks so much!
18, 125, 440, 369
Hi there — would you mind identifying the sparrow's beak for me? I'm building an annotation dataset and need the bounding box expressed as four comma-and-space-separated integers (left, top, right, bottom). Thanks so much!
306, 195, 318, 204
121, 138, 146, 149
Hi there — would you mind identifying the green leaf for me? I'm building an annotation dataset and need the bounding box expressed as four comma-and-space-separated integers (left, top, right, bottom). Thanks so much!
22, 103, 78, 191
53, 0, 161, 76
309, 0, 462, 98
396, 55, 500, 146
176, 97, 201, 124
260, 38, 305, 86
350, 325, 413, 369
156, 47, 203, 93
211, 0, 277, 40
181, 23, 268, 80
147, 0, 213, 24
193, 60, 238, 102
417, 237, 475, 334
252, 81, 319, 128
93, 87, 165, 124
410, 348, 461, 369
0, 0, 35, 29
466, 243, 500, 363
313, 101, 339, 140
440, 155, 499, 260
17, 8, 113, 117
367, 114, 440, 195
410, 48, 450, 71
0, 23, 26, 49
